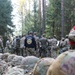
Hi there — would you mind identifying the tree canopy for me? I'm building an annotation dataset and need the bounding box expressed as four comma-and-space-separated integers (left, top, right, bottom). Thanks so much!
17, 0, 75, 39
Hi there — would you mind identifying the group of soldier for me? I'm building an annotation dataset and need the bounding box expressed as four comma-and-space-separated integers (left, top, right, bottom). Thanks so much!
0, 31, 70, 58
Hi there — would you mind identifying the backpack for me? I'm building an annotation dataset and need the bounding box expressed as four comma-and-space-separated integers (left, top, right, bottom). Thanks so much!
16, 38, 20, 48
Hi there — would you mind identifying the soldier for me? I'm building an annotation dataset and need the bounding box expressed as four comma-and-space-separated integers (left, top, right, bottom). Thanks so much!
12, 37, 16, 53
59, 37, 65, 47
24, 31, 36, 56
59, 36, 70, 54
20, 34, 25, 56
5, 37, 11, 53
47, 26, 75, 75
64, 35, 70, 48
12, 36, 20, 55
51, 35, 58, 58
0, 36, 4, 53
47, 36, 52, 57
39, 34, 48, 57
33, 32, 39, 56
33, 32, 39, 50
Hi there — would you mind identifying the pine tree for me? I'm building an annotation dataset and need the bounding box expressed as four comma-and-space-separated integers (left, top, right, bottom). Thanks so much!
0, 0, 14, 36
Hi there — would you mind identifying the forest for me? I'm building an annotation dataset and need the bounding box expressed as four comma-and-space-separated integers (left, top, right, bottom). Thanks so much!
18, 0, 75, 39
0, 0, 75, 39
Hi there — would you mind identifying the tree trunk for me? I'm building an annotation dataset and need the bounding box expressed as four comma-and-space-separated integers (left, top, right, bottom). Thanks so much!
29, 0, 30, 18
38, 0, 42, 35
42, 0, 46, 34
61, 0, 64, 37
34, 0, 37, 30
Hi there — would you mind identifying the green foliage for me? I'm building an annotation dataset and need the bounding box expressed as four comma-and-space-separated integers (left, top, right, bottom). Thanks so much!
22, 0, 75, 38
23, 0, 41, 35
46, 0, 75, 39
0, 0, 14, 36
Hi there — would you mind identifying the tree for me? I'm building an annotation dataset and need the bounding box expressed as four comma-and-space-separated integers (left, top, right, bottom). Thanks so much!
38, 0, 42, 35
42, 0, 46, 34
46, 0, 75, 39
61, 0, 64, 37
0, 0, 14, 36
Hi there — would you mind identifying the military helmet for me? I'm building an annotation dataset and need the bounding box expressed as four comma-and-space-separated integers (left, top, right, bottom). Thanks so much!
33, 58, 55, 75
29, 31, 33, 34
42, 34, 45, 37
34, 32, 37, 35
47, 50, 75, 75
65, 35, 68, 38
61, 37, 65, 41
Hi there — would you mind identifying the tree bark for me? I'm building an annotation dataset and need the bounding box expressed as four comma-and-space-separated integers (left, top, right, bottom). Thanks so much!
61, 0, 64, 37
38, 0, 42, 35
42, 0, 46, 34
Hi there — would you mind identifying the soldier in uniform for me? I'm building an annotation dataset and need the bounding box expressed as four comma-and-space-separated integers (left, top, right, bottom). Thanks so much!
20, 34, 25, 56
24, 31, 36, 56
5, 37, 11, 53
0, 35, 4, 53
39, 34, 48, 57
33, 32, 39, 56
64, 35, 70, 48
47, 36, 52, 57
12, 36, 20, 55
51, 35, 58, 58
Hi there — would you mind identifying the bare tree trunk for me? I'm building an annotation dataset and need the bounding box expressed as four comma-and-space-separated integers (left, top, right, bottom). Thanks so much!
38, 0, 42, 35
29, 0, 30, 18
34, 0, 37, 29
42, 0, 46, 34
61, 0, 64, 37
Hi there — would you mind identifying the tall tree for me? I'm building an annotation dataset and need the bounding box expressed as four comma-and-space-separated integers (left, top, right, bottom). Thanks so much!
46, 0, 75, 39
61, 0, 64, 37
38, 0, 42, 35
34, 0, 37, 30
0, 0, 14, 36
42, 0, 46, 34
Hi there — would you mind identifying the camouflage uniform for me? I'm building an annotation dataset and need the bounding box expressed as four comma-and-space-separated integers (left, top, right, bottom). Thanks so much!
20, 36, 25, 56
59, 38, 67, 54
39, 35, 48, 57
47, 38, 52, 57
0, 36, 4, 53
12, 36, 20, 55
5, 39, 11, 53
25, 48, 36, 56
34, 33, 39, 57
64, 35, 70, 48
51, 37, 58, 58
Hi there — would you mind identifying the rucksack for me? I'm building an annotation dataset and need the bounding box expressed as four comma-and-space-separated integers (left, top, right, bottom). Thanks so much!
16, 38, 20, 48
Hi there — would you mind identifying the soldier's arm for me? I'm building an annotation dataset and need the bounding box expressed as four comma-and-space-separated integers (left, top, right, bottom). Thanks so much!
33, 37, 36, 50
24, 38, 26, 47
